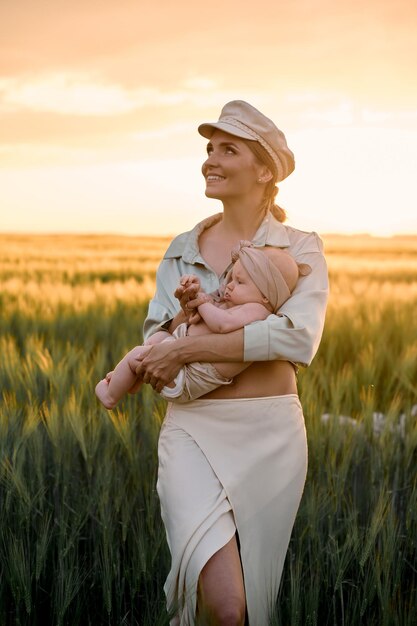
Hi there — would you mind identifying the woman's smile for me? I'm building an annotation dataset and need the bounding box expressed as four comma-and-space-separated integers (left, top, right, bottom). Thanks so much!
206, 174, 226, 183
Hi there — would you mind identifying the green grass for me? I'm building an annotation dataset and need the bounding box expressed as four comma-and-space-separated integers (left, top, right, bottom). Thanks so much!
0, 234, 416, 625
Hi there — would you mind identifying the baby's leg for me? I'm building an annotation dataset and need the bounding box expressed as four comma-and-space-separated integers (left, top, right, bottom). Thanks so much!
95, 346, 149, 409
104, 331, 173, 395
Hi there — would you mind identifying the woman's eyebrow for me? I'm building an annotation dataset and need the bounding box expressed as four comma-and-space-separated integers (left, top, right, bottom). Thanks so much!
206, 141, 240, 150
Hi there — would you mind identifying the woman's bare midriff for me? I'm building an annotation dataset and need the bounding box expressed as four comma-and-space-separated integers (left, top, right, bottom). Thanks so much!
201, 360, 297, 400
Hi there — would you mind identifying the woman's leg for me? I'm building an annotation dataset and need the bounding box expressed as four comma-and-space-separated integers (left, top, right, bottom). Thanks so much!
197, 535, 246, 626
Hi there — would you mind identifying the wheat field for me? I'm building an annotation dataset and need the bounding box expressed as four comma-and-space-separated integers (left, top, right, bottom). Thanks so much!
0, 232, 416, 625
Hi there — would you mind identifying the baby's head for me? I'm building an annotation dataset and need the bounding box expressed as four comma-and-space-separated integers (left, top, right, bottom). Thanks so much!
264, 248, 298, 291
226, 241, 311, 313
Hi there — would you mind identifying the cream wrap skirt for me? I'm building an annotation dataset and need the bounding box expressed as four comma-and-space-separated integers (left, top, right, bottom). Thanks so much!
157, 394, 308, 626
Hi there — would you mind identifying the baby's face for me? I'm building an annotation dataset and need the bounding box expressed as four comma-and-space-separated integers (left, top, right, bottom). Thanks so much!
223, 260, 267, 307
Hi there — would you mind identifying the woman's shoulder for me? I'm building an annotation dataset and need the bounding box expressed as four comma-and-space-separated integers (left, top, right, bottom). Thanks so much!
163, 231, 191, 259
283, 224, 325, 255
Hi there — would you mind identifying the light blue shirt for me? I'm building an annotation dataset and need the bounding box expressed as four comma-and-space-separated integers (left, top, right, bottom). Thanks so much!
144, 212, 329, 367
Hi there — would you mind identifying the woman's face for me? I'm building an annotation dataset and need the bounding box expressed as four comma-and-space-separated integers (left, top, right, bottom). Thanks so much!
201, 130, 264, 200
223, 260, 267, 307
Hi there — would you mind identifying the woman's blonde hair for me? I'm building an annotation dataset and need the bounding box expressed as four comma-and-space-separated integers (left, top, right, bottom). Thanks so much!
244, 139, 287, 223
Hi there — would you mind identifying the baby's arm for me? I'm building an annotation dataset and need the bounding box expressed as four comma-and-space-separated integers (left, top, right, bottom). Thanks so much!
197, 299, 271, 333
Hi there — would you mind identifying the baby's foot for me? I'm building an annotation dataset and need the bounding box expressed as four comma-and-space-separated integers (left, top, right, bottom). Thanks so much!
95, 379, 118, 410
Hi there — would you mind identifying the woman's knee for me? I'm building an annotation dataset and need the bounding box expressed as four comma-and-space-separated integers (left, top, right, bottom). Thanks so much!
198, 598, 245, 626
215, 600, 245, 626
198, 583, 245, 626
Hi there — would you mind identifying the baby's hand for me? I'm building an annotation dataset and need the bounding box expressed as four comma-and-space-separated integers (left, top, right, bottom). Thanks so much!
105, 371, 113, 383
181, 274, 201, 289
175, 274, 201, 298
175, 274, 203, 317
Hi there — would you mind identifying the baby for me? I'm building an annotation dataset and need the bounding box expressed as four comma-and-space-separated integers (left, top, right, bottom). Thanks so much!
95, 242, 310, 409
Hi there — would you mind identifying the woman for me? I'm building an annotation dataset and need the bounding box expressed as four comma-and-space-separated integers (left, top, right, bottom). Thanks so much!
137, 100, 329, 625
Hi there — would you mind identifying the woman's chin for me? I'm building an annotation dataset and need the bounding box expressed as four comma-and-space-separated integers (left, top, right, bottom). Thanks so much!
205, 187, 224, 200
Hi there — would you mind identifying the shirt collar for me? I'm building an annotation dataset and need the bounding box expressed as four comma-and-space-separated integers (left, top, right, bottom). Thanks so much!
164, 211, 290, 263
252, 212, 291, 248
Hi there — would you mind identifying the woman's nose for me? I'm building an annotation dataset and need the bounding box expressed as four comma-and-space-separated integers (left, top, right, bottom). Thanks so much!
202, 151, 218, 172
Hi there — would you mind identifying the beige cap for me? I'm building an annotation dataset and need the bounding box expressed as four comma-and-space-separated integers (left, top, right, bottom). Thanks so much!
198, 100, 295, 182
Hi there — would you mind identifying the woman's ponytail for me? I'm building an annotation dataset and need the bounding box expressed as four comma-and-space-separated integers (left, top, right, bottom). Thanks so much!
270, 203, 286, 223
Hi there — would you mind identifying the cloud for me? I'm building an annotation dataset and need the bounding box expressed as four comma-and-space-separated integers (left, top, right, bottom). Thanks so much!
0, 71, 274, 117
0, 74, 135, 115
0, 73, 194, 116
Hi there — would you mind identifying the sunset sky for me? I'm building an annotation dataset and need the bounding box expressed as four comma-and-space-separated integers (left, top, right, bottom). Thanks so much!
1, 0, 416, 237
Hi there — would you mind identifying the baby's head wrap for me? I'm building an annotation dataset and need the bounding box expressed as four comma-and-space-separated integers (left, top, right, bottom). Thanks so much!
228, 241, 308, 313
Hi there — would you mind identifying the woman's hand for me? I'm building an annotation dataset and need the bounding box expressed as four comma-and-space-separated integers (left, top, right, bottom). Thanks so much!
187, 309, 201, 325
135, 341, 183, 393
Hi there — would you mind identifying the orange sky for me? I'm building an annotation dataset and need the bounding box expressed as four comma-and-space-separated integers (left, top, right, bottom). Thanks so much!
0, 0, 416, 236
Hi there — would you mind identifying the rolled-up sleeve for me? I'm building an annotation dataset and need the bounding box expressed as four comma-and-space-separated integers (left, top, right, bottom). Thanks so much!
243, 235, 329, 366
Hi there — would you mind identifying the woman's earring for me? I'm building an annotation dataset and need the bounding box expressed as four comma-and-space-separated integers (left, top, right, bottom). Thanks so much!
258, 174, 272, 183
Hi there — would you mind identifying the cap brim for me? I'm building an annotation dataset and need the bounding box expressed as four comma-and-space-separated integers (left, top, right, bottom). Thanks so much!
198, 121, 256, 141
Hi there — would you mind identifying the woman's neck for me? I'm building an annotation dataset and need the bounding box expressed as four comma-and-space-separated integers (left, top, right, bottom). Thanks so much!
219, 200, 267, 241
198, 199, 268, 277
